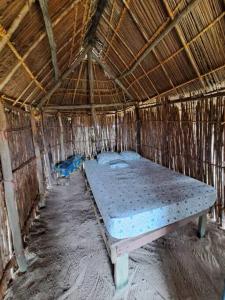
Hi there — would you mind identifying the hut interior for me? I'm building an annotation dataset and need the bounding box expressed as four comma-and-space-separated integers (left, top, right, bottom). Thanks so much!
1, 0, 225, 299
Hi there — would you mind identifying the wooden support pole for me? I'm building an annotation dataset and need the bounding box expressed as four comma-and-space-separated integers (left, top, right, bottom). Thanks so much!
40, 114, 54, 187
119, 0, 201, 79
0, 100, 27, 272
30, 110, 46, 207
88, 50, 100, 152
58, 113, 66, 161
135, 106, 141, 154
0, 0, 35, 54
39, 0, 59, 81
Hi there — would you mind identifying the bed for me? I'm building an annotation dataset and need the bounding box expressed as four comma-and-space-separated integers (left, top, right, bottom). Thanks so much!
84, 156, 217, 290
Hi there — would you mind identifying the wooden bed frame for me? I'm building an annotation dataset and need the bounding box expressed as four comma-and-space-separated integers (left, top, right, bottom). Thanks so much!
83, 171, 208, 291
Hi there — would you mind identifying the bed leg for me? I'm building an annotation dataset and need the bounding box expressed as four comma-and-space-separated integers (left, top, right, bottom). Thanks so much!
198, 214, 207, 238
114, 254, 129, 290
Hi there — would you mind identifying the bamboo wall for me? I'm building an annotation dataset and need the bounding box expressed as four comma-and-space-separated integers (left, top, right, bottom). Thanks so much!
139, 97, 225, 220
0, 106, 40, 295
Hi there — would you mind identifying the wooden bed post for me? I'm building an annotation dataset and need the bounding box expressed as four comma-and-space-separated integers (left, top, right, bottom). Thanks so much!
135, 105, 141, 154
40, 114, 54, 187
58, 112, 66, 161
114, 254, 129, 290
31, 110, 46, 207
0, 100, 27, 272
198, 214, 207, 238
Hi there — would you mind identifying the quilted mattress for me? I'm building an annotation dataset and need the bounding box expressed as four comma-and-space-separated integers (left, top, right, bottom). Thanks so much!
84, 158, 216, 239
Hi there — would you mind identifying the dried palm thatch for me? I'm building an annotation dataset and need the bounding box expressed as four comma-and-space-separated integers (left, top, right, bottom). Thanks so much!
0, 0, 224, 109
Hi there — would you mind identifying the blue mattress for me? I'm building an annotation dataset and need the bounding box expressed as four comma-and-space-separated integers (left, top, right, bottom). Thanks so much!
84, 159, 216, 239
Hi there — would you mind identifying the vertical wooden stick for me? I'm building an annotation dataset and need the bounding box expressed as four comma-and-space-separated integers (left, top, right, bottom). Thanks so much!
58, 112, 66, 161
40, 114, 54, 187
0, 100, 27, 272
135, 106, 141, 153
30, 110, 46, 207
88, 49, 100, 153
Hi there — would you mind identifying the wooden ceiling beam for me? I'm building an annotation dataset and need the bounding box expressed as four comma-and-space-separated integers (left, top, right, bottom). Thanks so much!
119, 0, 201, 80
0, 0, 36, 54
162, 0, 205, 89
39, 0, 59, 81
92, 51, 134, 100
36, 45, 92, 108
43, 101, 137, 111
84, 0, 107, 46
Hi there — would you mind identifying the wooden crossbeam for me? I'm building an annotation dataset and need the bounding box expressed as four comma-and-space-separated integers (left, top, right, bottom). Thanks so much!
43, 101, 137, 111
0, 0, 35, 54
92, 51, 134, 100
119, 0, 201, 79
36, 45, 92, 108
39, 0, 59, 81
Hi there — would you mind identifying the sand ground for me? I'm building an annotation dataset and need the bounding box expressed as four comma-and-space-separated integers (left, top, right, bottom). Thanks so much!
4, 171, 225, 300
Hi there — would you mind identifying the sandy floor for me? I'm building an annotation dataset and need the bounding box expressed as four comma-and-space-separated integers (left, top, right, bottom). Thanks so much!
4, 171, 225, 300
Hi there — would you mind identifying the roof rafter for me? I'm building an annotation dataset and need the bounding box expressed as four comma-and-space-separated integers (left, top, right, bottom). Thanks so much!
119, 0, 201, 80
162, 0, 205, 89
0, 0, 81, 91
92, 51, 134, 100
36, 45, 92, 108
39, 0, 59, 81
0, 0, 36, 54
0, 23, 46, 96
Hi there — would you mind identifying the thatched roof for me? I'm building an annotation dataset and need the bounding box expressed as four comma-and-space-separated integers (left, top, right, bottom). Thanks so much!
0, 0, 225, 111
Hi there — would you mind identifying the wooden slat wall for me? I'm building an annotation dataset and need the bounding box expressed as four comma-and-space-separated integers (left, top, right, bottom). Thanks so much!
0, 105, 40, 294
117, 109, 136, 151
42, 114, 61, 164
139, 97, 225, 220
5, 108, 39, 229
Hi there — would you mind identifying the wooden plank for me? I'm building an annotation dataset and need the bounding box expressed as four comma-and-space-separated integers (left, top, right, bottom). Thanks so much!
0, 0, 35, 54
39, 0, 59, 81
31, 110, 46, 207
0, 100, 27, 272
58, 113, 66, 161
110, 209, 208, 262
119, 0, 201, 79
